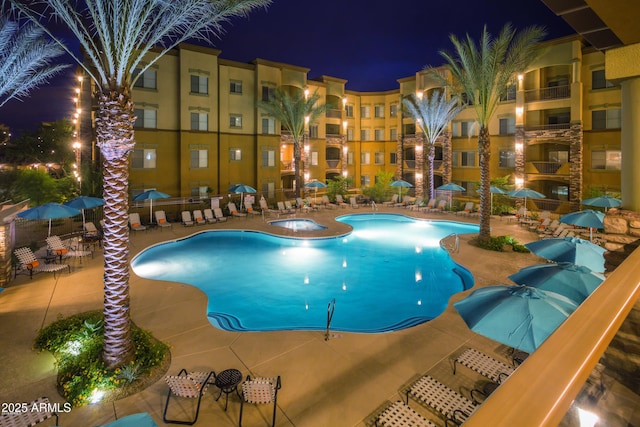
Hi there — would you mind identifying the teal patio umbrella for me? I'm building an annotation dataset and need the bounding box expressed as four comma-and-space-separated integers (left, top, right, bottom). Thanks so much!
17, 202, 81, 236
390, 179, 413, 203
133, 190, 171, 221
437, 182, 465, 210
229, 184, 257, 210
477, 185, 508, 214
304, 180, 328, 201
581, 195, 621, 211
508, 188, 545, 218
560, 209, 605, 241
65, 196, 104, 230
454, 284, 578, 353
525, 237, 606, 273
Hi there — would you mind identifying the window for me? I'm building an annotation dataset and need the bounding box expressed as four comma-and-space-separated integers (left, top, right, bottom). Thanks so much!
461, 121, 476, 137
261, 149, 275, 167
592, 109, 621, 130
311, 151, 318, 166
452, 151, 459, 167
374, 151, 384, 165
499, 150, 515, 168
345, 105, 354, 118
592, 70, 614, 90
361, 152, 371, 165
375, 129, 384, 141
347, 152, 354, 165
404, 123, 416, 135
325, 123, 339, 135
390, 152, 397, 164
132, 147, 156, 169
390, 128, 397, 140
230, 114, 242, 128
549, 150, 569, 164
499, 118, 515, 135
361, 105, 370, 118
347, 128, 354, 141
190, 112, 208, 131
134, 108, 157, 129
501, 84, 516, 101
374, 105, 384, 118
190, 75, 208, 94
190, 147, 208, 169
461, 151, 475, 166
191, 185, 209, 199
592, 150, 621, 170
262, 86, 275, 101
133, 69, 157, 89
310, 125, 319, 138
230, 80, 243, 94
360, 175, 371, 187
390, 104, 398, 118
262, 118, 276, 134
361, 129, 370, 141
230, 148, 242, 161
262, 181, 275, 199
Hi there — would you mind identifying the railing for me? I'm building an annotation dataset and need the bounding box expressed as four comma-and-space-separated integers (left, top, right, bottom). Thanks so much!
525, 123, 571, 131
325, 298, 336, 341
524, 85, 570, 102
439, 233, 459, 254
326, 109, 343, 119
404, 160, 416, 169
530, 161, 565, 174
326, 159, 341, 169
433, 160, 443, 170
281, 161, 294, 171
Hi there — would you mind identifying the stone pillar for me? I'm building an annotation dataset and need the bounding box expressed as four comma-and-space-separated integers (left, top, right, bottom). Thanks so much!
341, 135, 348, 178
0, 221, 15, 286
415, 134, 425, 198
396, 136, 403, 179
569, 122, 583, 212
515, 126, 525, 184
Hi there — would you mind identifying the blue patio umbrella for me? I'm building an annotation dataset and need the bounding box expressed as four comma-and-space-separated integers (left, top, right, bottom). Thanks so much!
560, 209, 605, 241
454, 284, 578, 353
525, 237, 607, 273
581, 195, 621, 210
508, 262, 605, 304
304, 180, 327, 200
17, 202, 81, 236
508, 188, 545, 218
390, 179, 413, 202
437, 182, 465, 209
228, 184, 257, 210
65, 196, 104, 229
133, 190, 171, 221
477, 186, 508, 214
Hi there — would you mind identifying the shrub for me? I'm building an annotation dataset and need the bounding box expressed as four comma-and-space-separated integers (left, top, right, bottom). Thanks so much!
476, 235, 530, 253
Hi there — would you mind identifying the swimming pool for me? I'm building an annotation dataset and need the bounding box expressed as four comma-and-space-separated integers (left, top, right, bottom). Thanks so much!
269, 218, 328, 231
131, 214, 479, 333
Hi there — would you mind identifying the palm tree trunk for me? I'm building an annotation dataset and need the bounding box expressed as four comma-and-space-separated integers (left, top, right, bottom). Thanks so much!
293, 139, 301, 198
478, 126, 491, 242
427, 143, 435, 200
95, 87, 136, 368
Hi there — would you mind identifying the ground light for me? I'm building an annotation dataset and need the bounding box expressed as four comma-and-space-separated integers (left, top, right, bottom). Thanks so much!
577, 407, 599, 427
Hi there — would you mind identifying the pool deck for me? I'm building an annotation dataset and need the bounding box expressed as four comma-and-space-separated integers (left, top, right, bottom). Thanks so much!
0, 206, 628, 426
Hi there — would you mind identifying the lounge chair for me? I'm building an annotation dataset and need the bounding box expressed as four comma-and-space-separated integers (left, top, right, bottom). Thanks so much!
456, 202, 474, 216
419, 198, 437, 212
163, 369, 215, 425
0, 396, 59, 426
427, 199, 447, 213
129, 213, 147, 232
350, 197, 360, 209
277, 201, 294, 214
335, 194, 348, 208
81, 221, 103, 249
245, 203, 261, 216
383, 194, 399, 206
228, 202, 247, 218
408, 196, 424, 211
239, 375, 281, 427
14, 247, 70, 279
203, 208, 217, 223
321, 195, 336, 209
46, 235, 92, 263
305, 197, 321, 210
284, 200, 296, 212
453, 348, 515, 385
193, 209, 206, 225
214, 207, 228, 222
155, 210, 173, 230
376, 401, 436, 427
406, 375, 477, 426
259, 198, 279, 217
296, 197, 312, 213
181, 211, 195, 226
395, 195, 410, 207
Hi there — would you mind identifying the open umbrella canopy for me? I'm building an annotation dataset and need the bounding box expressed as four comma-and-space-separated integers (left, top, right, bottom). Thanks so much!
437, 183, 465, 192
508, 188, 545, 199
228, 184, 257, 194
581, 195, 621, 209
390, 179, 413, 201
525, 237, 607, 273
17, 203, 81, 236
133, 190, 171, 221
508, 262, 605, 304
64, 196, 104, 210
304, 180, 327, 189
560, 209, 605, 229
454, 285, 578, 353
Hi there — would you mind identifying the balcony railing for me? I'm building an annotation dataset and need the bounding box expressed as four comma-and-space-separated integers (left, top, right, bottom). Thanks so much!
326, 159, 341, 169
326, 109, 343, 119
280, 161, 293, 171
525, 123, 571, 131
530, 161, 564, 174
524, 85, 570, 102
404, 160, 416, 169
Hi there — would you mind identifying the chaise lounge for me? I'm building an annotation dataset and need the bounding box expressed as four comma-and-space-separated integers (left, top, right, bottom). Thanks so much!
14, 247, 70, 279
406, 375, 477, 426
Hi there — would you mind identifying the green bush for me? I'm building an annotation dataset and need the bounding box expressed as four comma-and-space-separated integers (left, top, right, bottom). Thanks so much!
35, 311, 169, 407
476, 235, 530, 253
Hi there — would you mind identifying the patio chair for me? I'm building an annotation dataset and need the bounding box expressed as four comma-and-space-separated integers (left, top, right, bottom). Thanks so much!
214, 207, 228, 222
129, 213, 147, 232
193, 210, 206, 225
14, 247, 70, 279
456, 202, 474, 216
382, 194, 399, 206
163, 369, 215, 425
407, 196, 424, 211
295, 198, 312, 213
228, 202, 247, 218
305, 197, 321, 210
376, 400, 436, 427
259, 198, 279, 217
453, 348, 515, 385
406, 375, 477, 426
350, 197, 360, 209
395, 195, 410, 207
238, 375, 281, 427
321, 195, 337, 209
155, 210, 173, 230
0, 396, 59, 426
245, 202, 261, 216
277, 201, 294, 214
181, 211, 195, 226
203, 208, 217, 223
419, 198, 437, 212
427, 199, 447, 213
284, 200, 296, 212
46, 235, 92, 263
335, 194, 348, 208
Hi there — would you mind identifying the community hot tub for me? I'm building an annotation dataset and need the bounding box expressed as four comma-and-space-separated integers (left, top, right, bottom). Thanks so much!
269, 218, 328, 231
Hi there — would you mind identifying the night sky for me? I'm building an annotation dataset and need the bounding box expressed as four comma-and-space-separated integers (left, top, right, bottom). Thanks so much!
1, 0, 574, 133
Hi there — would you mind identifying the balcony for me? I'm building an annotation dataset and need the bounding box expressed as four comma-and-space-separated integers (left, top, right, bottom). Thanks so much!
524, 85, 570, 102
326, 109, 343, 119
404, 160, 416, 169
280, 161, 293, 172
524, 124, 572, 142
326, 159, 341, 169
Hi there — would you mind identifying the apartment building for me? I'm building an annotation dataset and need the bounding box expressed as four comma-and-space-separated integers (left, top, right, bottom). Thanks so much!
120, 35, 620, 212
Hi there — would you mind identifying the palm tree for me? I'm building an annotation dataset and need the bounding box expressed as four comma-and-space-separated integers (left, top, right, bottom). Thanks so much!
429, 24, 546, 242
0, 16, 67, 108
257, 88, 328, 198
403, 91, 464, 199
10, 0, 271, 368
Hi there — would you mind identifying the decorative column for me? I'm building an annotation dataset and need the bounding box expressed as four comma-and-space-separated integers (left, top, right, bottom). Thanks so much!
396, 136, 403, 179
414, 134, 425, 198
0, 221, 14, 286
568, 122, 583, 212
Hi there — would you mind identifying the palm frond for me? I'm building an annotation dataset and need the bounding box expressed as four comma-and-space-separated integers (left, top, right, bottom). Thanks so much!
402, 91, 463, 144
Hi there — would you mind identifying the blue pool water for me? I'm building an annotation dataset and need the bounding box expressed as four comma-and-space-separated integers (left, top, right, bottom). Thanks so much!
131, 214, 478, 333
269, 218, 328, 231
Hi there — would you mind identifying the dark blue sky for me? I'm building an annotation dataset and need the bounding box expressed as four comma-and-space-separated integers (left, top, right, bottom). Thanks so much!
1, 0, 574, 132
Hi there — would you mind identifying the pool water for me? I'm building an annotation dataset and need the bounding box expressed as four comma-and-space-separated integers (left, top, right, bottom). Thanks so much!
131, 214, 478, 333
269, 218, 328, 231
